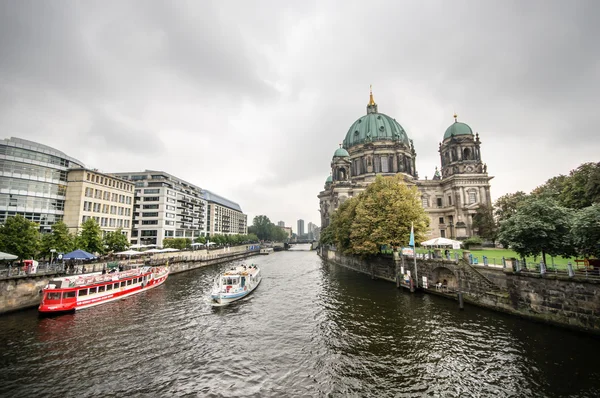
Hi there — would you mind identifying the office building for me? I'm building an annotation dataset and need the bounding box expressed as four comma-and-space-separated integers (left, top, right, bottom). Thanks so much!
204, 190, 247, 236
297, 219, 305, 237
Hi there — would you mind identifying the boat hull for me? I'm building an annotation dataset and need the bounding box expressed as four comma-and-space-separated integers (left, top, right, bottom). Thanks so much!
38, 268, 169, 314
211, 276, 261, 305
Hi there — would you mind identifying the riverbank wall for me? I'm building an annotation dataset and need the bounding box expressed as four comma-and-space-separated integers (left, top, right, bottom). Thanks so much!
320, 246, 600, 335
0, 246, 260, 315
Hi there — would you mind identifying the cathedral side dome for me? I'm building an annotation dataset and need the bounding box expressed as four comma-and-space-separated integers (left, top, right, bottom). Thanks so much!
333, 147, 350, 157
443, 116, 473, 140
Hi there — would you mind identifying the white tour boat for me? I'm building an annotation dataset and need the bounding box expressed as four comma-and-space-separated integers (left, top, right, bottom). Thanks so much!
210, 264, 261, 305
39, 265, 169, 314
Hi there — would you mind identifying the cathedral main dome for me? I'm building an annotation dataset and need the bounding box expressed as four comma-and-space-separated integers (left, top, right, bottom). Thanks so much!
343, 112, 410, 149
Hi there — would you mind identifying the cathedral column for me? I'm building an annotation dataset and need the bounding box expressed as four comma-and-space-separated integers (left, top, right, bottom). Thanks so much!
479, 186, 486, 205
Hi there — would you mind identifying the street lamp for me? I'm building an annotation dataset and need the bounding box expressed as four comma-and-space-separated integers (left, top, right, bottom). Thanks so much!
50, 249, 56, 265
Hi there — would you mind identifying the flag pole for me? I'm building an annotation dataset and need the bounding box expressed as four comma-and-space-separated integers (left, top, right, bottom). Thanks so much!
410, 222, 418, 291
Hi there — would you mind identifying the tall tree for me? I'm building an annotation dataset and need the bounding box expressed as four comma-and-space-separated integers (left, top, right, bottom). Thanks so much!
252, 215, 273, 241
585, 162, 600, 204
327, 197, 358, 253
103, 229, 130, 253
571, 204, 600, 259
472, 204, 497, 241
77, 218, 104, 254
39, 221, 74, 258
494, 191, 528, 223
0, 215, 40, 260
497, 197, 574, 265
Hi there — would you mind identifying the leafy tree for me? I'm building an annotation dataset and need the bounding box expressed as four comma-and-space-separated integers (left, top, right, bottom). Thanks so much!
561, 162, 599, 209
328, 197, 358, 253
571, 204, 600, 258
350, 175, 429, 255
497, 197, 574, 265
494, 191, 528, 223
246, 233, 259, 243
194, 236, 207, 244
252, 215, 273, 241
472, 204, 497, 241
0, 215, 40, 260
531, 175, 568, 201
77, 218, 104, 255
585, 162, 600, 204
103, 229, 129, 253
39, 221, 74, 259
163, 238, 190, 250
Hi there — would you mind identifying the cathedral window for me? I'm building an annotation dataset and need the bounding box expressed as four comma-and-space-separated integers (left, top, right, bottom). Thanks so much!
448, 195, 452, 206
421, 197, 429, 208
464, 148, 472, 160
468, 191, 477, 204
437, 198, 443, 207
439, 217, 445, 225
381, 156, 389, 172
374, 156, 381, 173
440, 230, 446, 238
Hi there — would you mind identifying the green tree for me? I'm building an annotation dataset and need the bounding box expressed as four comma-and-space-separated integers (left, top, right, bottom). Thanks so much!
585, 162, 600, 204
531, 175, 568, 201
163, 238, 190, 250
0, 215, 40, 261
103, 229, 130, 253
252, 215, 273, 241
497, 197, 574, 265
77, 218, 104, 254
328, 197, 358, 253
571, 204, 600, 259
39, 221, 74, 259
494, 191, 528, 223
472, 204, 497, 241
246, 233, 259, 243
194, 236, 207, 244
560, 163, 599, 209
350, 175, 429, 255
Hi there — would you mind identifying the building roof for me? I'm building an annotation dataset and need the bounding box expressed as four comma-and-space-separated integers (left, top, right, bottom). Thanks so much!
343, 112, 410, 149
203, 190, 243, 212
2, 137, 84, 167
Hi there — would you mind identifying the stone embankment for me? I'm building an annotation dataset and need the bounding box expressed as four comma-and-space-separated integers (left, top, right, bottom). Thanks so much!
320, 246, 600, 335
0, 245, 260, 315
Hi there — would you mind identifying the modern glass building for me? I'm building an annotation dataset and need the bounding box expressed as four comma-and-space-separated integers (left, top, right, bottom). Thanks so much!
0, 137, 84, 232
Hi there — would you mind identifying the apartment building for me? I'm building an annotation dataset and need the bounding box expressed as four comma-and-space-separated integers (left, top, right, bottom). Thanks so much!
63, 168, 135, 239
203, 190, 247, 236
112, 170, 207, 247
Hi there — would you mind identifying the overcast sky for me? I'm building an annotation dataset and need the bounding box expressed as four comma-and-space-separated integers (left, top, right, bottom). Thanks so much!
1, 1, 599, 231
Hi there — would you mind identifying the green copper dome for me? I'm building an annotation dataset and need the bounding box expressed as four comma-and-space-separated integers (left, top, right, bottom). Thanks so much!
443, 121, 473, 140
333, 147, 350, 157
343, 113, 410, 149
325, 175, 332, 183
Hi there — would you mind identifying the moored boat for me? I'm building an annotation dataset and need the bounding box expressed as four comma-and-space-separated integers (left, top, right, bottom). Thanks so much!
38, 265, 169, 314
210, 264, 261, 305
259, 248, 273, 255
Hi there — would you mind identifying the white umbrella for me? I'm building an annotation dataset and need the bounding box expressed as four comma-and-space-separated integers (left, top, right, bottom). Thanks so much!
129, 244, 147, 249
159, 248, 179, 252
421, 237, 462, 247
143, 248, 162, 254
190, 243, 205, 246
206, 242, 216, 246
0, 251, 18, 260
116, 249, 143, 256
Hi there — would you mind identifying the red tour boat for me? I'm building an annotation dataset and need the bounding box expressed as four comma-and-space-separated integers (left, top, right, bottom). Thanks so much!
38, 266, 169, 314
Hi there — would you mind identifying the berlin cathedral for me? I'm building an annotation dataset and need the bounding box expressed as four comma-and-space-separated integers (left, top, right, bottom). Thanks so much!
318, 88, 493, 239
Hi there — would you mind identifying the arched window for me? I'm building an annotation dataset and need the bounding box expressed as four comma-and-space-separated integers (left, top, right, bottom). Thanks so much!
464, 148, 472, 160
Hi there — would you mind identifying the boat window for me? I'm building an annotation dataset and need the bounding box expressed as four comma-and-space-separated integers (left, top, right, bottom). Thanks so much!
79, 289, 88, 296
63, 291, 76, 299
106, 284, 113, 291
127, 279, 132, 285
47, 292, 61, 300
114, 283, 119, 289
89, 287, 97, 294
98, 285, 106, 292
120, 281, 126, 288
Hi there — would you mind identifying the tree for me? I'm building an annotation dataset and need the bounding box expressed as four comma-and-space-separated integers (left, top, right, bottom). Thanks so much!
252, 215, 273, 241
585, 162, 600, 204
494, 191, 528, 223
103, 229, 129, 253
324, 175, 429, 256
77, 218, 104, 254
350, 175, 429, 255
497, 197, 574, 265
0, 215, 40, 260
560, 162, 600, 209
472, 205, 497, 241
571, 204, 600, 259
39, 221, 74, 259
163, 238, 190, 250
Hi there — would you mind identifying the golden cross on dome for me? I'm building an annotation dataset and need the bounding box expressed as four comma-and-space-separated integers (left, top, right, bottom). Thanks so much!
453, 113, 458, 122
369, 85, 376, 106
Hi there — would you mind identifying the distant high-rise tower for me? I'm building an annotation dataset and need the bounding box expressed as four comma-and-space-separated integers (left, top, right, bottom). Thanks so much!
277, 221, 285, 227
297, 219, 305, 236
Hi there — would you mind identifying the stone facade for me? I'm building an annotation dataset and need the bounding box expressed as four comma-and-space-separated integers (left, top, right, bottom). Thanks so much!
318, 92, 493, 239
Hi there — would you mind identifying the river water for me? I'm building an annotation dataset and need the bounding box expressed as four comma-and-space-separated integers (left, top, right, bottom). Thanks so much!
1, 247, 600, 397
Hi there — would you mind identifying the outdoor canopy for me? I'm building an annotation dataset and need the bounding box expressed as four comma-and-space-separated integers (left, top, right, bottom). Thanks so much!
62, 249, 97, 260
421, 237, 463, 247
115, 249, 143, 256
0, 251, 18, 260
